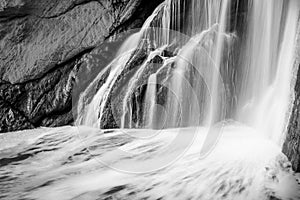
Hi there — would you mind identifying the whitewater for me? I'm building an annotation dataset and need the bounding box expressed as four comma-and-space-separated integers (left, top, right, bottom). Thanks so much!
1, 0, 300, 199
0, 125, 300, 200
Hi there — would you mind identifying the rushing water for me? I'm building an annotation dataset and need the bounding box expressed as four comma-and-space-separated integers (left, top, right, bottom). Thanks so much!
0, 126, 300, 200
76, 0, 299, 146
1, 0, 300, 199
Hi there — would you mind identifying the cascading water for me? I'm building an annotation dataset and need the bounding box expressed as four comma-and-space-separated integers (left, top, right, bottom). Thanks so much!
1, 1, 300, 199
236, 0, 299, 145
77, 0, 299, 146
143, 74, 157, 128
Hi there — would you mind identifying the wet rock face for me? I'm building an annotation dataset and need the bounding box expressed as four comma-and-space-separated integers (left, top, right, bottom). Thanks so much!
0, 0, 164, 133
0, 59, 75, 132
283, 63, 300, 173
282, 22, 300, 173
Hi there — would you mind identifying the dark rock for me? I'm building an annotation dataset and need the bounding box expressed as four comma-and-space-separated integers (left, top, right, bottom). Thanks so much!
0, 0, 164, 133
283, 63, 300, 172
0, 99, 34, 132
282, 23, 300, 172
0, 0, 163, 84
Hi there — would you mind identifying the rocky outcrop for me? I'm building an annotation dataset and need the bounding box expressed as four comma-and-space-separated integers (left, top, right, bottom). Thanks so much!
283, 63, 300, 173
0, 0, 164, 132
282, 20, 300, 173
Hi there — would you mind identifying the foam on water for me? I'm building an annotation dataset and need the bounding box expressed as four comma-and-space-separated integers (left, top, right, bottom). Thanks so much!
0, 125, 299, 200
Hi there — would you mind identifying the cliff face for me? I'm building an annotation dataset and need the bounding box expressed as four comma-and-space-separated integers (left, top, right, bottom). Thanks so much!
0, 0, 163, 132
282, 22, 300, 172
283, 63, 300, 173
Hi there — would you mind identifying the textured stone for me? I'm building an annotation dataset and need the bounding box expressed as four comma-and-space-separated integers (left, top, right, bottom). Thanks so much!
283, 61, 300, 172
282, 20, 300, 173
0, 0, 164, 132
0, 0, 153, 84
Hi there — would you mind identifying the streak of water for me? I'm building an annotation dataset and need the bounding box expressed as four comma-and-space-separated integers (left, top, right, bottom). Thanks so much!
76, 0, 299, 156
1, 126, 299, 200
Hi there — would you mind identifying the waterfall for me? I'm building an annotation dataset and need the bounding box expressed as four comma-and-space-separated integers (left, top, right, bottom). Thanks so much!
76, 0, 299, 145
236, 0, 299, 145
2, 2, 300, 199
143, 74, 157, 128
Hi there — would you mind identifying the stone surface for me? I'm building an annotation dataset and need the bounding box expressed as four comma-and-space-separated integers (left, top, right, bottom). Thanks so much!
0, 0, 161, 83
283, 66, 300, 172
0, 0, 164, 133
283, 65, 300, 172
282, 20, 300, 173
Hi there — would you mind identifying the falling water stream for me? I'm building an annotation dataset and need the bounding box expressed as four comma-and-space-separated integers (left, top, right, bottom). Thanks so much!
76, 0, 299, 146
1, 0, 300, 199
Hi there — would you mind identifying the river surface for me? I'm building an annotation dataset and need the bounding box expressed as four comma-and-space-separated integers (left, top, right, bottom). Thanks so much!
0, 125, 299, 200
